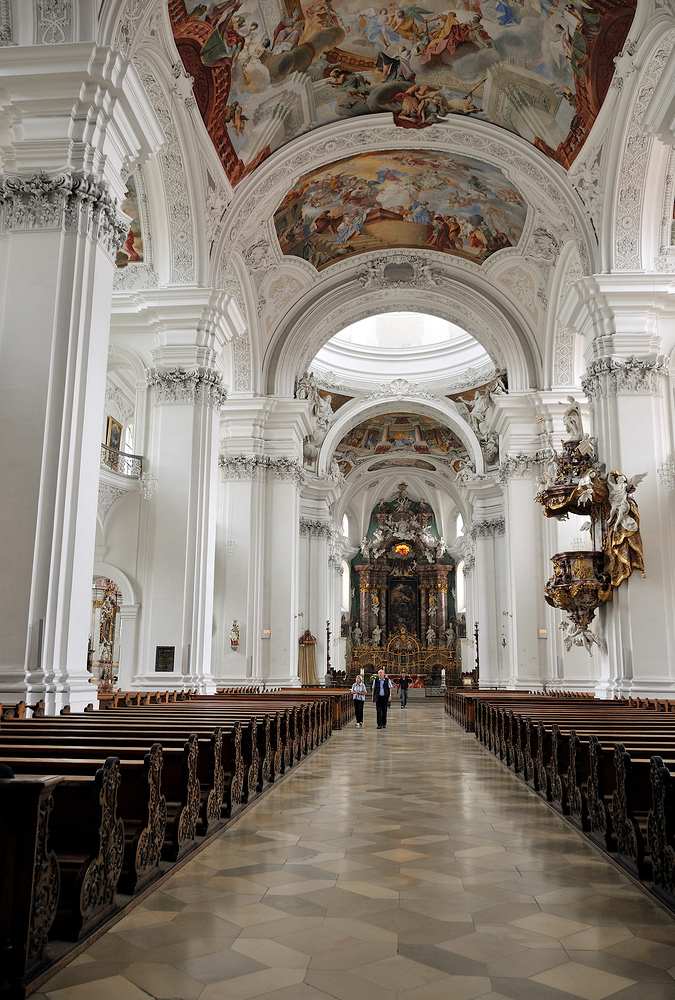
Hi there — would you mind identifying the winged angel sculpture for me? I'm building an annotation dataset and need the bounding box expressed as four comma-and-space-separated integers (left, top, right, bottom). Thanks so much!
605, 472, 647, 587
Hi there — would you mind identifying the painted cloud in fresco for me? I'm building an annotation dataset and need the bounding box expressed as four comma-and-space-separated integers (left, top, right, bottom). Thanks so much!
170, 0, 635, 183
273, 149, 526, 269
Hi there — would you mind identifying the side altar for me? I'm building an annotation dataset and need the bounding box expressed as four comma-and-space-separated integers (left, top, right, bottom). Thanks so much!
347, 484, 462, 685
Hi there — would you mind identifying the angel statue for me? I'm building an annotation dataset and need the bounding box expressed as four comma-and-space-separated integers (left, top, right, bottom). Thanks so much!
605, 471, 647, 586
607, 472, 645, 533
561, 396, 584, 441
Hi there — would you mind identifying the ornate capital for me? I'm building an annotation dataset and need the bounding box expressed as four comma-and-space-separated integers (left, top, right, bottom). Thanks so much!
269, 457, 304, 486
219, 454, 303, 486
0, 171, 128, 255
581, 355, 669, 401
146, 366, 227, 410
470, 516, 506, 539
219, 455, 267, 481
299, 518, 332, 538
499, 450, 556, 483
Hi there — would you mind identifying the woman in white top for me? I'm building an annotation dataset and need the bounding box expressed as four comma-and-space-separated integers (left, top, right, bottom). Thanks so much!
351, 674, 367, 727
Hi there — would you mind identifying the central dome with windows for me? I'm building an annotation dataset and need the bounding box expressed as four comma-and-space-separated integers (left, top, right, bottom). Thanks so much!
312, 311, 495, 392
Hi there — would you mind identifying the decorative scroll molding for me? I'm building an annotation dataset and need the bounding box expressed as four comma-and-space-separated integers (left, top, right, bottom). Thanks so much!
299, 518, 332, 538
469, 516, 506, 539
0, 171, 128, 256
146, 367, 227, 410
615, 32, 675, 270
98, 483, 128, 527
0, 0, 13, 45
655, 147, 675, 273
365, 378, 435, 402
232, 333, 252, 392
356, 253, 445, 290
34, 0, 72, 43
139, 472, 158, 499
554, 247, 583, 387
581, 356, 669, 401
219, 454, 304, 486
136, 62, 195, 284
114, 0, 153, 55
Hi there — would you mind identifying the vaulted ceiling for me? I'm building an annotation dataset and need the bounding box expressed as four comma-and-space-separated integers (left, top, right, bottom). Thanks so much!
170, 0, 636, 185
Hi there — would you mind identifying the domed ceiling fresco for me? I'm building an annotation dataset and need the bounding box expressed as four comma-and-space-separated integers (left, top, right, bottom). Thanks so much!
169, 0, 635, 184
273, 149, 526, 268
335, 412, 468, 476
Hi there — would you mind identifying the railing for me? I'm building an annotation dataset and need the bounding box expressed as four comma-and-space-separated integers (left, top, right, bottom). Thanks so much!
100, 444, 143, 478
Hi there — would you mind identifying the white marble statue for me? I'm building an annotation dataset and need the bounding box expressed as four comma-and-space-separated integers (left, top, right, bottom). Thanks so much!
372, 625, 382, 646
296, 370, 313, 399
352, 622, 362, 646
607, 472, 647, 533
426, 625, 436, 647
562, 396, 584, 441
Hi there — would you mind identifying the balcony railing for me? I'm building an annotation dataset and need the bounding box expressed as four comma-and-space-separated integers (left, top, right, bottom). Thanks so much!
100, 444, 143, 478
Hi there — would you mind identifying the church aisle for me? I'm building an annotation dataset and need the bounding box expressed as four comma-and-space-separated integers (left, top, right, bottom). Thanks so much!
34, 704, 675, 1000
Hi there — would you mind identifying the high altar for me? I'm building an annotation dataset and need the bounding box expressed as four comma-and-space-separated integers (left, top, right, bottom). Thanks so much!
348, 484, 462, 685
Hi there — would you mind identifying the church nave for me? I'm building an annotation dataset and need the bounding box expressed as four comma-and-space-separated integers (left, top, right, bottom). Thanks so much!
32, 705, 675, 1000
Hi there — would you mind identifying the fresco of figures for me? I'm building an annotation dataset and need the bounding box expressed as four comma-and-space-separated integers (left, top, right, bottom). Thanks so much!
116, 175, 143, 268
335, 412, 468, 476
170, 0, 634, 182
273, 150, 526, 269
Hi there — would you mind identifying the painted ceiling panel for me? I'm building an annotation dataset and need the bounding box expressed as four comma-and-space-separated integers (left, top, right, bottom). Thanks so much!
273, 149, 526, 268
170, 0, 635, 184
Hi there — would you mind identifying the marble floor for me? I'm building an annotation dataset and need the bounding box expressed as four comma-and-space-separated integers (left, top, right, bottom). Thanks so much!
33, 703, 675, 1000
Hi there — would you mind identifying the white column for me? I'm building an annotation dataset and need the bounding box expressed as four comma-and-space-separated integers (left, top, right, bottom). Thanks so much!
133, 293, 230, 692
464, 479, 506, 688
0, 49, 162, 711
564, 275, 675, 696
494, 397, 551, 691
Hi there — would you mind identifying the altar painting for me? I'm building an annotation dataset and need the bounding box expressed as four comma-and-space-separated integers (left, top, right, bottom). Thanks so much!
169, 0, 634, 182
389, 579, 418, 635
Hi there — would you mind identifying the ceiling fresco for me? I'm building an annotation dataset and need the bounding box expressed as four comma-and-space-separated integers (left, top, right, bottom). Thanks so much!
335, 412, 468, 476
274, 149, 526, 268
116, 175, 143, 268
169, 0, 635, 184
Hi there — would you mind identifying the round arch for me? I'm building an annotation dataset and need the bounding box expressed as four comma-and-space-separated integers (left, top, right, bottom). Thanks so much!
265, 263, 540, 398
93, 561, 139, 607
319, 395, 486, 477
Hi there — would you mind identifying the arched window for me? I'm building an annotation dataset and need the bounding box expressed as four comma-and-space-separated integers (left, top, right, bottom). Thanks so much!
341, 559, 350, 611
456, 560, 466, 613
342, 514, 349, 537
456, 513, 464, 537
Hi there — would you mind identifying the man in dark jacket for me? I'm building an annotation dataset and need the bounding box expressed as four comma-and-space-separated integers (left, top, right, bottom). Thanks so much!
398, 674, 411, 709
372, 668, 393, 729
